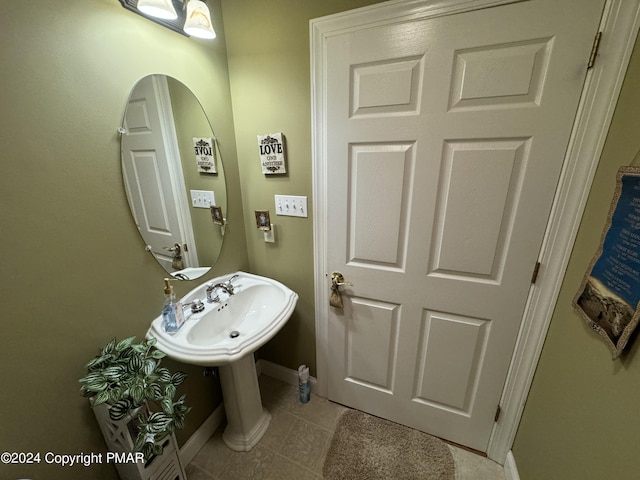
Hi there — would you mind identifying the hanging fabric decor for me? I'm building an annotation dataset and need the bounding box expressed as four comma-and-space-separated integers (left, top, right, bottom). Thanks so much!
574, 166, 640, 358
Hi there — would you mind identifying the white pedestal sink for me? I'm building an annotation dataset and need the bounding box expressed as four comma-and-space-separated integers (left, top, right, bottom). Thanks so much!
146, 272, 298, 451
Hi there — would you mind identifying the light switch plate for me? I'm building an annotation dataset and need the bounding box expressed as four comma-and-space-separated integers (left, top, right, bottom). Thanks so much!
190, 190, 216, 209
275, 195, 308, 217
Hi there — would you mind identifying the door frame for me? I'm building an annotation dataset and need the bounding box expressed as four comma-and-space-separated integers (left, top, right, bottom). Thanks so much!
311, 0, 640, 463
148, 75, 199, 268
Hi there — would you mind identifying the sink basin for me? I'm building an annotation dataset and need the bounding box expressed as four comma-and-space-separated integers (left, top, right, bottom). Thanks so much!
147, 271, 298, 366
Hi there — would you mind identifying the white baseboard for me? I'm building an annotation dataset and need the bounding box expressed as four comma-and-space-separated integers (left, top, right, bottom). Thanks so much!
256, 359, 319, 395
179, 403, 225, 467
504, 451, 520, 480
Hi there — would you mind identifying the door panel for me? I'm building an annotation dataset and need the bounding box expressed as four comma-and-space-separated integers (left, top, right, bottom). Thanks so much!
122, 75, 186, 270
348, 143, 413, 268
432, 138, 529, 279
324, 0, 605, 451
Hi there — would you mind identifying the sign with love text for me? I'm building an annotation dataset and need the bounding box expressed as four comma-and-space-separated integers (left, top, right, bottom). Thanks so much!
194, 137, 217, 174
258, 133, 286, 174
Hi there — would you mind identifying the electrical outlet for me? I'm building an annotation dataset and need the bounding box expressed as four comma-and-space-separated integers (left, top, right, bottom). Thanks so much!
190, 190, 216, 209
275, 195, 308, 217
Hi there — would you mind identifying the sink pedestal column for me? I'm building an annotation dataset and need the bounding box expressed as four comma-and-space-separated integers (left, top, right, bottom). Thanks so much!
218, 354, 271, 452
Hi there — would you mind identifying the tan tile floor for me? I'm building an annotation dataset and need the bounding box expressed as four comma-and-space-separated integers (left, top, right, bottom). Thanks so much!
186, 375, 506, 480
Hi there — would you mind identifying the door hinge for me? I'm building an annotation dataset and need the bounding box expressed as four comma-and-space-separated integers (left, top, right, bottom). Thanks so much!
494, 405, 502, 422
587, 31, 602, 70
531, 261, 541, 284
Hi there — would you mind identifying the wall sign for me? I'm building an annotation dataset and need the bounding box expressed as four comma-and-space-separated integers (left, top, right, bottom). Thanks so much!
257, 133, 286, 174
194, 137, 217, 174
574, 166, 640, 358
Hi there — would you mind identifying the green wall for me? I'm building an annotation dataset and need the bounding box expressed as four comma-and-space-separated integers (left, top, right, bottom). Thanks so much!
222, 0, 385, 374
168, 76, 227, 268
512, 32, 640, 480
0, 1, 247, 478
4, 0, 640, 478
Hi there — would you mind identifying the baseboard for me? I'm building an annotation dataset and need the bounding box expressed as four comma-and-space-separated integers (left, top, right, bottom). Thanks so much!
504, 451, 520, 480
181, 361, 515, 478
179, 403, 225, 466
256, 359, 319, 395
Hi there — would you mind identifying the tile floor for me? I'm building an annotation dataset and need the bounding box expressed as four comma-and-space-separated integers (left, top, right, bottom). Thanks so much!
186, 375, 506, 480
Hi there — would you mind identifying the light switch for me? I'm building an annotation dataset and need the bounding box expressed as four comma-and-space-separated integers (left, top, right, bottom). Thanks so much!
275, 195, 308, 217
190, 190, 216, 209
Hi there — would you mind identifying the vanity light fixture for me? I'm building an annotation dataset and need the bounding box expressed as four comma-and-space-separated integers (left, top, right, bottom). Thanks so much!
118, 0, 215, 39
136, 0, 177, 20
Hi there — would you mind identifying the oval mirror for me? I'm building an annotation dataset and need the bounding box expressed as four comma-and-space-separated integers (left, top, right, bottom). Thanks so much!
121, 74, 227, 280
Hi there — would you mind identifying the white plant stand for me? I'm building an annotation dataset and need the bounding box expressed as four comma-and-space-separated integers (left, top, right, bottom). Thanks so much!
92, 403, 187, 480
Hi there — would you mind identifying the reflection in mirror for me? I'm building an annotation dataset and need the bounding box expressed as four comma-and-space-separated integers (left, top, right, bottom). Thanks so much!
121, 75, 227, 280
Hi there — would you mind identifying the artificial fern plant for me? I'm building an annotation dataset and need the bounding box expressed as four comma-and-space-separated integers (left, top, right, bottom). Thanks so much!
79, 336, 190, 458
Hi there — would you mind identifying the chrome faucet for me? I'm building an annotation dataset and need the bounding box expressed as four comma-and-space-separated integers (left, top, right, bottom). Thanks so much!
206, 275, 240, 303
183, 299, 205, 313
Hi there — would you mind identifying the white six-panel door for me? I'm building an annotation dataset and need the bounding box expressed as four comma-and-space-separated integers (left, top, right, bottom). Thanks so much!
322, 0, 605, 451
121, 75, 195, 271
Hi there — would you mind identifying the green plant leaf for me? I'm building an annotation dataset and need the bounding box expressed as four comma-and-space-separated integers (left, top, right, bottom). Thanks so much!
128, 355, 143, 373
130, 343, 147, 354
151, 442, 163, 456
108, 387, 122, 404
170, 371, 188, 386
79, 372, 104, 384
93, 390, 111, 405
86, 354, 110, 370
115, 336, 136, 352
173, 416, 185, 430
102, 365, 125, 381
146, 337, 157, 347
146, 412, 172, 433
161, 398, 174, 415
164, 383, 176, 400
109, 399, 132, 421
85, 381, 109, 393
151, 349, 166, 359
156, 367, 171, 383
143, 359, 156, 376
130, 383, 145, 405
103, 338, 116, 355
145, 383, 163, 401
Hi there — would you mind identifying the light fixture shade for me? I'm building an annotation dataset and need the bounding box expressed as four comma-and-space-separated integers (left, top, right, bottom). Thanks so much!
184, 0, 216, 39
137, 0, 178, 20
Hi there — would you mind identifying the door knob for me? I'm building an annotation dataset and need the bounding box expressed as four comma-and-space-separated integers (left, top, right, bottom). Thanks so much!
331, 271, 353, 288
330, 271, 353, 309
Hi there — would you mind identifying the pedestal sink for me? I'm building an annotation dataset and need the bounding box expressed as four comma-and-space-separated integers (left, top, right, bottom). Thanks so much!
146, 272, 298, 451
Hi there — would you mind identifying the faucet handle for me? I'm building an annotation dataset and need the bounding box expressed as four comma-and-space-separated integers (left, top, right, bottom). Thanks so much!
184, 299, 205, 313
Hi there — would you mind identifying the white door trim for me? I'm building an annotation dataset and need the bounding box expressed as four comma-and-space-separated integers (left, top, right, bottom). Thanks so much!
155, 75, 199, 268
311, 0, 640, 463
486, 1, 640, 462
